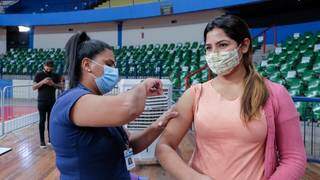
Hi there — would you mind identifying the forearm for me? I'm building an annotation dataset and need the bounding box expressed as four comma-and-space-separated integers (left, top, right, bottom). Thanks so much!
123, 83, 147, 118
52, 83, 63, 89
129, 123, 162, 154
32, 82, 43, 90
156, 143, 200, 180
101, 84, 147, 126
71, 80, 157, 127
270, 118, 307, 179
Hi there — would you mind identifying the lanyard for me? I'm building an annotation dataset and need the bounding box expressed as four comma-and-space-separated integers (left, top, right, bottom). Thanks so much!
117, 127, 130, 149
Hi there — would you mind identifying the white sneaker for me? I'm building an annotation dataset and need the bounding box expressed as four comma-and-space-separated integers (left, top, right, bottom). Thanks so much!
40, 142, 47, 149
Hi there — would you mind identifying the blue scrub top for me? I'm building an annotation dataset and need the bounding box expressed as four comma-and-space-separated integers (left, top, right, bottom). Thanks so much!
50, 84, 130, 180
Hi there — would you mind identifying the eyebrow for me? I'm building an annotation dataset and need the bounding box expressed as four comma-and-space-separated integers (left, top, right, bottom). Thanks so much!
215, 40, 231, 45
205, 40, 231, 46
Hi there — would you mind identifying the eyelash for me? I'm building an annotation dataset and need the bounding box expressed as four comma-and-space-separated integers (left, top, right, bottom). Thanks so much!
206, 43, 228, 50
219, 43, 228, 47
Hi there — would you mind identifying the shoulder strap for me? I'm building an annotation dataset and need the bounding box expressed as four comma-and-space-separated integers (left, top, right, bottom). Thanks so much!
192, 84, 203, 114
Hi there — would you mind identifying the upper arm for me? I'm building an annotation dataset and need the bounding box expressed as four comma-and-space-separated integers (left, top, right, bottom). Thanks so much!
275, 85, 305, 152
70, 94, 135, 127
276, 85, 299, 123
272, 85, 307, 178
158, 87, 196, 149
34, 73, 40, 83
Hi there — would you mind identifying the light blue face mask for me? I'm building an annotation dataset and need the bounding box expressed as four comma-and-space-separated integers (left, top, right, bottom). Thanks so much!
89, 60, 119, 95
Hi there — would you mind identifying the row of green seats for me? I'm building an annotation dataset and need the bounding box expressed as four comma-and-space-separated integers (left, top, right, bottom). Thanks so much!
1, 48, 65, 75
257, 31, 320, 121
295, 102, 320, 122
257, 31, 320, 97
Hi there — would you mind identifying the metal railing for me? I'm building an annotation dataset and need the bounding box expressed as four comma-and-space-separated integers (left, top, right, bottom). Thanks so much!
293, 96, 320, 163
0, 85, 39, 137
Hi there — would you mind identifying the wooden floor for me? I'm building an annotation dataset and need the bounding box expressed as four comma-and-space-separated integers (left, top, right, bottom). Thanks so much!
0, 124, 320, 180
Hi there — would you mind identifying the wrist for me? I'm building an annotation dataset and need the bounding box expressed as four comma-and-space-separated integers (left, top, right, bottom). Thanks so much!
151, 121, 165, 132
138, 83, 148, 96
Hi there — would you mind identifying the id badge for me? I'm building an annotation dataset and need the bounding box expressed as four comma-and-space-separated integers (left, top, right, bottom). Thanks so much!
124, 148, 135, 170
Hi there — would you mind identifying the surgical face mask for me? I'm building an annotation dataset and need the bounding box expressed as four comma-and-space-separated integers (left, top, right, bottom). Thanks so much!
205, 46, 242, 75
89, 60, 119, 95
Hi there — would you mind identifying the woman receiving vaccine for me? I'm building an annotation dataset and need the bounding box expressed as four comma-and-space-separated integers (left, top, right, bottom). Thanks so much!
156, 15, 306, 180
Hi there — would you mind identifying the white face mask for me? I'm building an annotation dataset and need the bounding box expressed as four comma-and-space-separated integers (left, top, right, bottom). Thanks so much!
205, 46, 242, 75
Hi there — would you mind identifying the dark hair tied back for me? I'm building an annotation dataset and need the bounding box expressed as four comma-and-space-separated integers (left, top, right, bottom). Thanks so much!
65, 32, 112, 88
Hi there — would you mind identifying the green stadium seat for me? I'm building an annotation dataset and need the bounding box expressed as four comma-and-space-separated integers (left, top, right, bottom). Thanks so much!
301, 70, 315, 82
305, 89, 320, 98
279, 63, 291, 75
313, 104, 320, 120
269, 71, 281, 80
295, 102, 308, 118
296, 55, 312, 73
287, 79, 303, 89
288, 87, 303, 96
265, 64, 278, 75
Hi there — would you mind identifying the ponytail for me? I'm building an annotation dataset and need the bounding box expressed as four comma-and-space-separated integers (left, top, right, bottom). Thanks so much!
65, 32, 90, 88
64, 32, 112, 89
241, 54, 269, 123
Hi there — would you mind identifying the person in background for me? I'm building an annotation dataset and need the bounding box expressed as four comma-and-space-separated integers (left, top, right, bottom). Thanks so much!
33, 60, 62, 148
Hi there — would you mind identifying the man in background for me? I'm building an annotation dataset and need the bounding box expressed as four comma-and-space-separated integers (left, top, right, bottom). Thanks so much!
33, 60, 62, 148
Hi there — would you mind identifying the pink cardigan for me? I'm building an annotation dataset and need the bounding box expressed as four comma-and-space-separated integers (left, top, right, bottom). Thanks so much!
263, 79, 307, 179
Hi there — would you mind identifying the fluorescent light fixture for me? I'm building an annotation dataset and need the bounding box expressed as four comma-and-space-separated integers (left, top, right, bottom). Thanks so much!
18, 26, 30, 32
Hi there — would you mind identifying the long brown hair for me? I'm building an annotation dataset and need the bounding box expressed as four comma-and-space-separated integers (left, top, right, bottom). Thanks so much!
204, 14, 269, 123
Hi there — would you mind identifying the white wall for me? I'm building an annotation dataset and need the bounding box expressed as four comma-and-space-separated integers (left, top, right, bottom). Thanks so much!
0, 27, 6, 54
122, 9, 225, 45
33, 9, 224, 49
34, 22, 118, 49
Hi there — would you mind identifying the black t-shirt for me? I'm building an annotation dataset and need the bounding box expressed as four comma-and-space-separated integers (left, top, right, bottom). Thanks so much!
34, 71, 61, 103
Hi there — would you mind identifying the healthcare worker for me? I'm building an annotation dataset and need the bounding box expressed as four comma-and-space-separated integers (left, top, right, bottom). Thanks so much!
50, 32, 178, 180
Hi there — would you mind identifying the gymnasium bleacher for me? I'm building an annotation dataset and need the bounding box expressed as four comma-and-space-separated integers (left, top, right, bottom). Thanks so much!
0, 38, 263, 102
2, 31, 320, 120
256, 32, 320, 121
1, 48, 65, 75
0, 38, 263, 85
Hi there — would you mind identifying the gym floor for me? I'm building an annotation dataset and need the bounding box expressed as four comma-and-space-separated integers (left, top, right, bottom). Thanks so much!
0, 124, 319, 180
